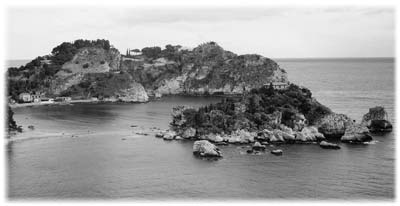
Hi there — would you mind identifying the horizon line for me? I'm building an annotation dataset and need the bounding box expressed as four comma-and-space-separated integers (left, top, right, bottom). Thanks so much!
6, 57, 395, 61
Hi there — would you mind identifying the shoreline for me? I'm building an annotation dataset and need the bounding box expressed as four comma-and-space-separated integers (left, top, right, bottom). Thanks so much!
8, 99, 150, 108
9, 99, 98, 108
8, 94, 237, 109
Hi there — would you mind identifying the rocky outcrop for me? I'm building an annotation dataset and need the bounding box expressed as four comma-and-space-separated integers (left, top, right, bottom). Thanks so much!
341, 124, 373, 143
115, 82, 149, 102
369, 120, 393, 133
10, 40, 288, 103
162, 131, 177, 140
279, 124, 296, 141
361, 106, 389, 124
121, 42, 289, 96
270, 129, 285, 142
316, 113, 353, 138
201, 133, 224, 143
52, 47, 122, 95
58, 47, 121, 77
225, 130, 257, 144
193, 140, 222, 157
295, 126, 325, 142
361, 107, 392, 133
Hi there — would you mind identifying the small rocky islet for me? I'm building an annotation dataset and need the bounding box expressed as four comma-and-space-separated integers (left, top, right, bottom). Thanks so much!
155, 91, 392, 158
155, 102, 391, 157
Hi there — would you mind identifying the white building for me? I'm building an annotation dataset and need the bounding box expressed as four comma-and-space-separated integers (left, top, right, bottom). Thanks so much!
264, 82, 290, 90
18, 93, 32, 102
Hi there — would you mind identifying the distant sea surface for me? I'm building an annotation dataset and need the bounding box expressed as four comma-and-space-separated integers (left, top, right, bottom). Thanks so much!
7, 58, 395, 199
6, 59, 30, 68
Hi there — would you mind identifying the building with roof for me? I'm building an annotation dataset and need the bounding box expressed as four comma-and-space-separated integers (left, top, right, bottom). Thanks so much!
18, 93, 32, 103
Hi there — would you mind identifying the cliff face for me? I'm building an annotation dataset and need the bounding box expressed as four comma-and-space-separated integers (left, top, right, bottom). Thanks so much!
121, 42, 288, 96
51, 47, 122, 95
8, 40, 288, 102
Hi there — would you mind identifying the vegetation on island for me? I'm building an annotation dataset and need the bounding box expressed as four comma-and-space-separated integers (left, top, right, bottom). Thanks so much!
7, 39, 112, 100
59, 72, 134, 99
7, 39, 287, 103
171, 83, 332, 136
122, 41, 285, 94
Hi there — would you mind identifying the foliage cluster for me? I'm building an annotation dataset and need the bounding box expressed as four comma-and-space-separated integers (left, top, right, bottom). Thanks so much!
171, 83, 332, 135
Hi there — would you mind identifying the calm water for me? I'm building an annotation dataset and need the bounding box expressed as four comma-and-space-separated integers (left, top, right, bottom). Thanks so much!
6, 59, 30, 68
7, 58, 395, 199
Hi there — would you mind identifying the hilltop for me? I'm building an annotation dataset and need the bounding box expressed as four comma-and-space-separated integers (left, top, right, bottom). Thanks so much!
121, 42, 288, 96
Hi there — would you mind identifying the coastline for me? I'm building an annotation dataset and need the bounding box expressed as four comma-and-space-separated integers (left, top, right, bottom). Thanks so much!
8, 99, 152, 108
8, 99, 97, 108
8, 94, 238, 109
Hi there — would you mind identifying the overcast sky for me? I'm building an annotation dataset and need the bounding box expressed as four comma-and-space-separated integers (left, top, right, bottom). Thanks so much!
6, 6, 394, 59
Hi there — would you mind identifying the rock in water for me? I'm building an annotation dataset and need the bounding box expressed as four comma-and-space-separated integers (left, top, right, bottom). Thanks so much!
270, 129, 285, 142
252, 142, 266, 151
341, 124, 373, 143
279, 124, 296, 141
361, 107, 392, 133
193, 140, 222, 157
162, 131, 176, 140
319, 141, 340, 149
362, 106, 389, 123
155, 132, 164, 138
316, 113, 353, 138
369, 120, 393, 133
296, 126, 325, 142
271, 149, 283, 156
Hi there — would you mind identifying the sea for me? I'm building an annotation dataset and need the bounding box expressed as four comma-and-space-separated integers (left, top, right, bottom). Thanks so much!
6, 58, 395, 200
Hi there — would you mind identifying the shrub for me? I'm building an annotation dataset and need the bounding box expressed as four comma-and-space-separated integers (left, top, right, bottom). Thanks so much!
83, 63, 90, 68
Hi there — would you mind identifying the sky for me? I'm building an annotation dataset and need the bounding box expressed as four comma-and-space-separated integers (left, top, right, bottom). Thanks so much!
6, 6, 395, 59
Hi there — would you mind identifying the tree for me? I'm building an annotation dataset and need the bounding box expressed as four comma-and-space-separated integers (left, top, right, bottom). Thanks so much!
141, 47, 162, 59
7, 106, 22, 133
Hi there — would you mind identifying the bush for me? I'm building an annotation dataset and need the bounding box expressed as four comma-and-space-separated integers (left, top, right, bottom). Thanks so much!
83, 63, 90, 68
7, 106, 22, 133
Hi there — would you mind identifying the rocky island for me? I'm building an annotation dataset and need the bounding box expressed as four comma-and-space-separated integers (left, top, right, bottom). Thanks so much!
7, 39, 287, 104
155, 85, 393, 157
7, 39, 393, 158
